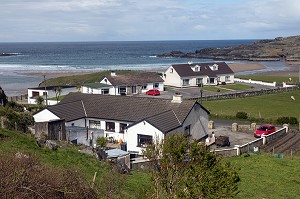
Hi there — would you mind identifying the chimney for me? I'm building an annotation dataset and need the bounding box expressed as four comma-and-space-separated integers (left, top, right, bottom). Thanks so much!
172, 93, 183, 103
111, 71, 116, 76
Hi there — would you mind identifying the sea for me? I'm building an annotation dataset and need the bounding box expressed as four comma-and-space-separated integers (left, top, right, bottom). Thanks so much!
0, 40, 288, 96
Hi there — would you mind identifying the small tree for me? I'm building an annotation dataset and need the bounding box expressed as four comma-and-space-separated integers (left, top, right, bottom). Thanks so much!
96, 137, 108, 148
143, 135, 240, 199
35, 96, 44, 106
53, 87, 62, 102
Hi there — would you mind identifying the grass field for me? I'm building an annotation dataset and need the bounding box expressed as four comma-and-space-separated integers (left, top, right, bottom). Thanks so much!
230, 153, 300, 199
203, 86, 226, 92
202, 90, 300, 119
236, 75, 299, 83
0, 129, 151, 197
42, 70, 138, 86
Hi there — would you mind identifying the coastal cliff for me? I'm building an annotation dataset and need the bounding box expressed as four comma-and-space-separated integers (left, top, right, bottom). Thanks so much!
159, 36, 300, 61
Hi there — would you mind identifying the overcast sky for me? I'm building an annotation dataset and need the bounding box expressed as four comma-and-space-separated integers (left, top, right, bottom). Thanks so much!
0, 0, 299, 42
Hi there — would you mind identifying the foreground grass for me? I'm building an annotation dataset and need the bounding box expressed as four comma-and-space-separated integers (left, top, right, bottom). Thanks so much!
202, 90, 300, 119
230, 153, 300, 199
0, 129, 151, 197
236, 75, 299, 83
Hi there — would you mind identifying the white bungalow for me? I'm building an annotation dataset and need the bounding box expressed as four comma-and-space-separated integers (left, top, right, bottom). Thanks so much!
82, 71, 164, 95
27, 86, 77, 105
163, 62, 234, 87
33, 92, 210, 155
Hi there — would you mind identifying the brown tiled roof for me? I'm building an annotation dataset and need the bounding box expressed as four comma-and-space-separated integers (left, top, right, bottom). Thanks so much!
46, 92, 209, 132
105, 72, 164, 85
171, 62, 234, 78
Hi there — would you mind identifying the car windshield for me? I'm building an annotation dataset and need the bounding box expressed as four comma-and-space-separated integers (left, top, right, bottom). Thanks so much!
258, 126, 267, 131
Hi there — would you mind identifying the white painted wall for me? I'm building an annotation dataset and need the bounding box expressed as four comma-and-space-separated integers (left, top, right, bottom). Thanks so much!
125, 121, 164, 155
33, 109, 60, 122
28, 87, 77, 104
234, 78, 276, 87
163, 66, 182, 87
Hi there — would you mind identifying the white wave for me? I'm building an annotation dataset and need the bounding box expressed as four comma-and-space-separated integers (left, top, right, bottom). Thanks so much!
149, 55, 157, 58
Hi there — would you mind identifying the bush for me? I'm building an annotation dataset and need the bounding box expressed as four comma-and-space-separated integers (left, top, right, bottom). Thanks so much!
276, 117, 298, 125
236, 112, 248, 120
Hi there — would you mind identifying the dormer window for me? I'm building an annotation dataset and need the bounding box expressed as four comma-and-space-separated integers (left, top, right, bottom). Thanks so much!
170, 68, 173, 73
195, 65, 200, 72
209, 64, 219, 71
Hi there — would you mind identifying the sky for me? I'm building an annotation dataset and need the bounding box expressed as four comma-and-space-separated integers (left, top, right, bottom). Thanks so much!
0, 0, 299, 42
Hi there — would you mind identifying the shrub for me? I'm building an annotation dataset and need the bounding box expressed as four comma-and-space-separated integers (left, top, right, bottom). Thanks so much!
236, 112, 248, 120
276, 117, 298, 125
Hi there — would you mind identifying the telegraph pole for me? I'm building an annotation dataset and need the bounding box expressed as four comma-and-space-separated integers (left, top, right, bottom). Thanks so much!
44, 75, 48, 106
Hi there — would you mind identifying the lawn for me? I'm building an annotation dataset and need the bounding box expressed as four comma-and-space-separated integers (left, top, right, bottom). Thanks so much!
236, 75, 299, 83
201, 90, 300, 119
229, 153, 300, 199
203, 86, 226, 92
220, 84, 252, 90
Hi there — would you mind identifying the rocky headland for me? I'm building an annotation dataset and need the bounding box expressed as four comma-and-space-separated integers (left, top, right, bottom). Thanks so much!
159, 35, 300, 62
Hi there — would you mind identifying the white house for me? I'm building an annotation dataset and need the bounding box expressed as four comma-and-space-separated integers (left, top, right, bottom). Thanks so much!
163, 62, 234, 87
33, 92, 210, 155
82, 71, 164, 95
28, 85, 77, 105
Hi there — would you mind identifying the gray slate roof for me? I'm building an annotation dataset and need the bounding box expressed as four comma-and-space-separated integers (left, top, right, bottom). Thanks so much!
171, 62, 234, 78
105, 72, 164, 85
46, 92, 209, 133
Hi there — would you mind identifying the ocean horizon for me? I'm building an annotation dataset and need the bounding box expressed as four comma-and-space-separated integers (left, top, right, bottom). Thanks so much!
0, 40, 287, 96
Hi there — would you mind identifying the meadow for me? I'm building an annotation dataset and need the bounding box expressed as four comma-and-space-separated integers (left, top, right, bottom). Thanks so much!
202, 90, 300, 120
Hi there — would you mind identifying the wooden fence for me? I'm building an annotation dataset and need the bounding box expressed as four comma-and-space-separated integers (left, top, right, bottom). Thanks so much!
8, 94, 28, 102
189, 86, 299, 101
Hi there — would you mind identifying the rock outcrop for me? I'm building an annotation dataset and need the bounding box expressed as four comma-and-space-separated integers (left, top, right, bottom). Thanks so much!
159, 36, 300, 61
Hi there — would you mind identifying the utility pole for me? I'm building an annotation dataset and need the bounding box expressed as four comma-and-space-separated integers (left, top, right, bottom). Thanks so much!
44, 75, 48, 106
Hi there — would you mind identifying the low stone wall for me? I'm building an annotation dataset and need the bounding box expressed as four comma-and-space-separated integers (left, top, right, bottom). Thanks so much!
214, 148, 238, 157
232, 123, 257, 132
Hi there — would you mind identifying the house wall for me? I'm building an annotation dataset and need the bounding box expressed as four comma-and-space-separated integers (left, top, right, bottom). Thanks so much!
168, 103, 209, 140
217, 74, 234, 84
163, 66, 182, 87
28, 87, 77, 104
66, 118, 86, 127
125, 121, 164, 155
33, 109, 60, 122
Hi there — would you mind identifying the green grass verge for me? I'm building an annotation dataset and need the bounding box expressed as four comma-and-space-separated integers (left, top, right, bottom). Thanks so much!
202, 90, 300, 119
229, 153, 300, 199
220, 84, 252, 90
236, 75, 299, 83
203, 86, 226, 92
48, 95, 66, 101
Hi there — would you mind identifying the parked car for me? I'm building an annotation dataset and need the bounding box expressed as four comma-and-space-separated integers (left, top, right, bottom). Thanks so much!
254, 124, 276, 138
146, 89, 160, 96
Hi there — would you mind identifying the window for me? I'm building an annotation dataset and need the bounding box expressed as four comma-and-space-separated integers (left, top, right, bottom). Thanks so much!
32, 91, 39, 97
183, 79, 189, 86
184, 125, 191, 137
170, 68, 173, 73
209, 78, 215, 84
137, 134, 153, 147
89, 120, 101, 129
132, 86, 137, 93
142, 84, 147, 89
118, 86, 126, 95
120, 123, 127, 133
153, 83, 159, 88
106, 122, 115, 132
196, 78, 203, 85
101, 88, 109, 94
225, 76, 230, 82
43, 91, 47, 96
195, 66, 200, 71
217, 77, 220, 82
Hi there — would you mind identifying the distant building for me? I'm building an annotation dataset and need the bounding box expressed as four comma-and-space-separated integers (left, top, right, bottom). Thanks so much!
163, 62, 234, 87
28, 85, 77, 105
82, 72, 164, 95
33, 92, 209, 155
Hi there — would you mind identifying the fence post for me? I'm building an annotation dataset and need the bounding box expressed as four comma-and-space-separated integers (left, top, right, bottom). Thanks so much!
283, 124, 289, 133
262, 135, 267, 145
234, 145, 240, 156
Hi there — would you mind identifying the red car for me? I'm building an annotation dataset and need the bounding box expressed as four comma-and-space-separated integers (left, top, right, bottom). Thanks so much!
146, 89, 160, 96
254, 124, 276, 138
